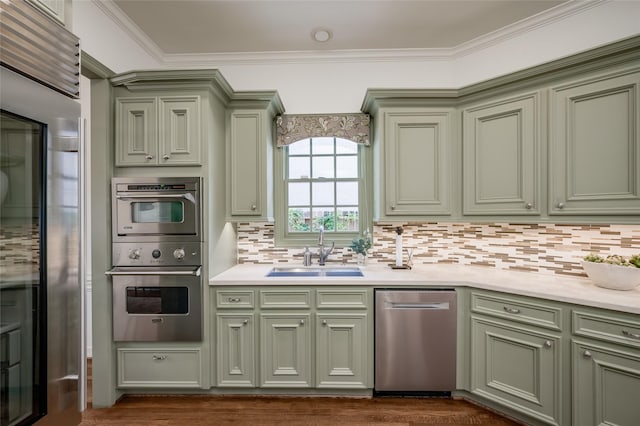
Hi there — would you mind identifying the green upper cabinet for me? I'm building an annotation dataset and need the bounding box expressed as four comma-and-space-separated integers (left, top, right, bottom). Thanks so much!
462, 92, 542, 215
115, 95, 201, 166
226, 94, 284, 221
30, 0, 66, 24
549, 70, 640, 215
381, 109, 454, 218
228, 110, 269, 218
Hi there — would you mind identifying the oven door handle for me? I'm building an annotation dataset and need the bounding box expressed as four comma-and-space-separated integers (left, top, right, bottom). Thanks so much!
116, 193, 196, 203
105, 267, 201, 277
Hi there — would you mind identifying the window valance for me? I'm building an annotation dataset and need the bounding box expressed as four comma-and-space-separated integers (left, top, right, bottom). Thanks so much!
275, 114, 370, 146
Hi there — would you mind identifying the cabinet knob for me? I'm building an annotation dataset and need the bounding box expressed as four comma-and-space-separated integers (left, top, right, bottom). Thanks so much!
152, 355, 167, 361
622, 330, 640, 340
243, 319, 248, 325
322, 320, 327, 325
163, 154, 170, 160
503, 306, 521, 314
557, 202, 564, 209
228, 297, 241, 303
145, 154, 153, 160
300, 319, 305, 325
390, 205, 396, 210
251, 204, 257, 211
544, 340, 552, 348
583, 350, 592, 358
525, 203, 533, 209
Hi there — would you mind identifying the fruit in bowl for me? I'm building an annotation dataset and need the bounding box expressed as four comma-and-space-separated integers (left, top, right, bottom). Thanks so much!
582, 254, 640, 291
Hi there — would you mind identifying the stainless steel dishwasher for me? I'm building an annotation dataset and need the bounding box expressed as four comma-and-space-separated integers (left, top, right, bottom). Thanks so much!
375, 289, 457, 394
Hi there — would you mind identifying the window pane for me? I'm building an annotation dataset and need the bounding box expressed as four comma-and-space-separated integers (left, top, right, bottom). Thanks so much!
312, 182, 334, 205
288, 208, 310, 232
288, 139, 310, 155
289, 156, 310, 179
336, 156, 358, 178
312, 137, 334, 155
337, 207, 359, 231
288, 182, 310, 206
336, 138, 358, 154
312, 156, 334, 179
312, 208, 335, 231
336, 181, 358, 205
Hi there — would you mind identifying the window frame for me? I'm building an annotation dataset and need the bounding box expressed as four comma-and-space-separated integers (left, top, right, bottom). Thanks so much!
274, 137, 372, 248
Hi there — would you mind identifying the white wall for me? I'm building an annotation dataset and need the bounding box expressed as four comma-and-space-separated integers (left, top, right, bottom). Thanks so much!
73, 0, 640, 113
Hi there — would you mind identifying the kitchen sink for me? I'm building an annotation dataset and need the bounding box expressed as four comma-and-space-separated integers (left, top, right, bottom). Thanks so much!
266, 267, 363, 278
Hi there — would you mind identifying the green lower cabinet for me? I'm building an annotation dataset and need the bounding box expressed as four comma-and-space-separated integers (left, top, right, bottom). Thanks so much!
572, 340, 640, 426
471, 316, 562, 425
316, 313, 368, 389
260, 313, 312, 388
216, 313, 255, 387
117, 348, 202, 388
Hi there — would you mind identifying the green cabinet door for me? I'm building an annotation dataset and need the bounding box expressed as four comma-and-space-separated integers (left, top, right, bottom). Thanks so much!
260, 313, 312, 388
471, 316, 562, 425
550, 70, 640, 215
115, 97, 158, 166
229, 111, 265, 217
158, 96, 201, 165
383, 110, 453, 217
316, 313, 368, 389
216, 313, 255, 387
572, 340, 640, 426
463, 93, 541, 215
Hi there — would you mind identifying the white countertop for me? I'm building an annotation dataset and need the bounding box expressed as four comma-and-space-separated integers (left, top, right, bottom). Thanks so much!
210, 263, 640, 315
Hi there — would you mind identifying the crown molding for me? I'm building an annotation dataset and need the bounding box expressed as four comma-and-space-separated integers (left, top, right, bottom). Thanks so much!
91, 0, 164, 64
450, 0, 606, 58
96, 0, 604, 67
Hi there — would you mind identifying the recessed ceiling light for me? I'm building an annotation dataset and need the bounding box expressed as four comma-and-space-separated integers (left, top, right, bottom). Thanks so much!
312, 28, 332, 43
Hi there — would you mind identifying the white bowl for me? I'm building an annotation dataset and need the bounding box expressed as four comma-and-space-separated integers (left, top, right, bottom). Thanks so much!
581, 261, 640, 291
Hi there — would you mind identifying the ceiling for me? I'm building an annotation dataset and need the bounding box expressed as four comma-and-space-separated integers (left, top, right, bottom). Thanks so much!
112, 0, 567, 55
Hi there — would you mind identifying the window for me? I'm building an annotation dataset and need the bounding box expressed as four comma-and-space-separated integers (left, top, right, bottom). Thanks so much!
275, 137, 371, 247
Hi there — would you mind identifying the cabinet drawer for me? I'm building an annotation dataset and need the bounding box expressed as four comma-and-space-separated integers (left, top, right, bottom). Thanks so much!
260, 289, 312, 309
117, 348, 201, 388
471, 291, 562, 331
316, 289, 369, 309
572, 310, 640, 349
216, 290, 255, 309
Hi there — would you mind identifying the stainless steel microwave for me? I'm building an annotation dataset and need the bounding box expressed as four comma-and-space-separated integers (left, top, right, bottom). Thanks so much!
112, 177, 202, 242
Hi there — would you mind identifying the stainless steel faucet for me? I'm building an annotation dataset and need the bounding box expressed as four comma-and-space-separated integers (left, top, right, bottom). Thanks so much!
317, 226, 334, 266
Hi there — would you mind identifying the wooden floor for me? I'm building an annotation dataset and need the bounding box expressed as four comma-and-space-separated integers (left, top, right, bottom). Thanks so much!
82, 360, 520, 425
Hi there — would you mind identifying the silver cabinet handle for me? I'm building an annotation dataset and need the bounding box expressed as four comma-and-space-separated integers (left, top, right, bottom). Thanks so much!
503, 306, 521, 314
300, 319, 305, 325
525, 203, 533, 209
557, 202, 564, 209
145, 154, 153, 160
251, 204, 257, 211
544, 340, 552, 348
243, 319, 248, 325
152, 355, 167, 361
228, 297, 241, 303
583, 350, 592, 358
622, 330, 640, 340
163, 154, 170, 160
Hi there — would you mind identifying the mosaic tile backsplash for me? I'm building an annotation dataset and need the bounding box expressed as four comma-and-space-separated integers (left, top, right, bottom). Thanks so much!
237, 222, 640, 277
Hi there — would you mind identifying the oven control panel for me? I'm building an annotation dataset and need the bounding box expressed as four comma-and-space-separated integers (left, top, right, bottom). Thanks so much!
113, 242, 202, 266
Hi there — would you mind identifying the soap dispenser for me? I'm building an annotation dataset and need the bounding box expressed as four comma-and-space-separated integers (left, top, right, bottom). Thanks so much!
303, 246, 312, 266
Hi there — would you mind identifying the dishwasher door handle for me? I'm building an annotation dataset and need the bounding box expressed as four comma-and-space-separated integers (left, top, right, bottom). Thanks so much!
386, 302, 450, 310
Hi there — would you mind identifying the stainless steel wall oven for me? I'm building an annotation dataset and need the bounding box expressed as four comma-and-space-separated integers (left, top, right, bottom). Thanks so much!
108, 177, 203, 342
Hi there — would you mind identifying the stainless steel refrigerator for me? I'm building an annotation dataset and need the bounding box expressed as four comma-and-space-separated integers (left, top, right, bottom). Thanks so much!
0, 65, 83, 425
